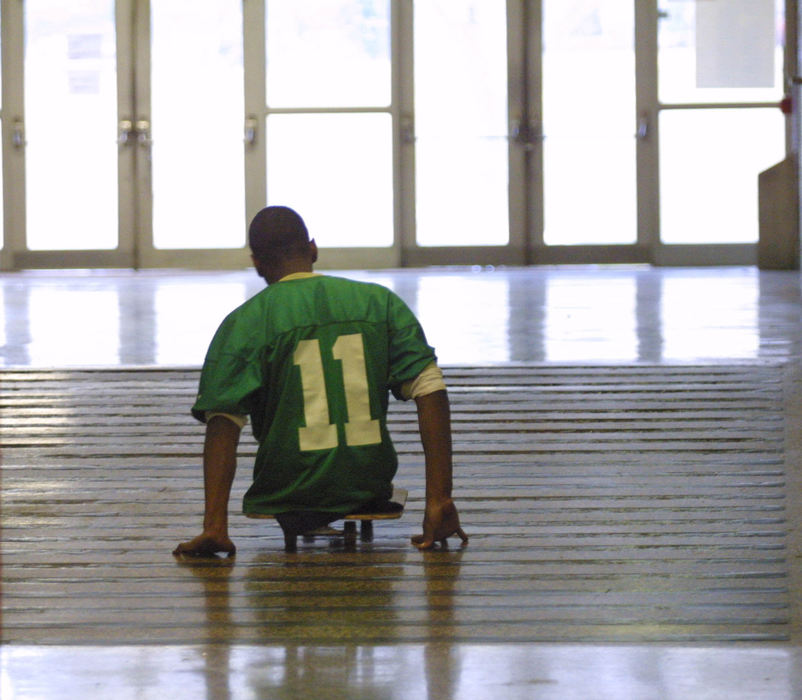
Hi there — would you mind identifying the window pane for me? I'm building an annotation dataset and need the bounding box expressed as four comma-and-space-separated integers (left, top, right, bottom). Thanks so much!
543, 0, 636, 245
414, 0, 508, 247
266, 114, 393, 247
25, 0, 117, 251
659, 0, 784, 104
660, 109, 785, 244
266, 0, 391, 108
151, 0, 244, 249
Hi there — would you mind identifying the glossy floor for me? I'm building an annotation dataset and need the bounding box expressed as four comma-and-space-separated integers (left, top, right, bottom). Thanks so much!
1, 265, 800, 368
2, 265, 802, 700
4, 644, 802, 700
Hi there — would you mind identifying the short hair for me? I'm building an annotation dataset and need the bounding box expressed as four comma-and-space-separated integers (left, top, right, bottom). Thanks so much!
248, 206, 310, 261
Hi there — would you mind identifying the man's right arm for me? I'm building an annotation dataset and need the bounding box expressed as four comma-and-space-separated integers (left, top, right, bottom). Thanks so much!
411, 389, 468, 549
173, 415, 241, 556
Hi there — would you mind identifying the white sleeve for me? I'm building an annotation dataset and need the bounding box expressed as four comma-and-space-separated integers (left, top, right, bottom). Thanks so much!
398, 362, 447, 400
205, 412, 248, 429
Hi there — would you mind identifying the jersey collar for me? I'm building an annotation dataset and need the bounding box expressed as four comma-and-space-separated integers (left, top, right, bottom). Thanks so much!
278, 272, 322, 283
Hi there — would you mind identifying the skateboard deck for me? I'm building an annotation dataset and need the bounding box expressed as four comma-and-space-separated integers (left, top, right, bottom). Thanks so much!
246, 486, 408, 552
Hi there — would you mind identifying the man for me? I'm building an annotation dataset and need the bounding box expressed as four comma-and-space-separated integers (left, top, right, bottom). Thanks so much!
174, 206, 467, 555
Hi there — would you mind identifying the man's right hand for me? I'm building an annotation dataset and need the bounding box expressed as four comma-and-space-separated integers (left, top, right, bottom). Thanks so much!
174, 416, 241, 558
411, 498, 468, 550
173, 531, 236, 557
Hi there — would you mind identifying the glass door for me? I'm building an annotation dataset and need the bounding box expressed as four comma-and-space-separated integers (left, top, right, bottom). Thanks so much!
523, 0, 789, 265
12, 0, 124, 267
3, 0, 249, 269
404, 0, 522, 266
541, 0, 638, 249
126, 0, 249, 267
0, 1, 794, 270
24, 1, 119, 252
655, 0, 786, 264
259, 0, 398, 269
148, 0, 245, 257
26, 1, 118, 253
413, 1, 509, 248
404, 0, 645, 266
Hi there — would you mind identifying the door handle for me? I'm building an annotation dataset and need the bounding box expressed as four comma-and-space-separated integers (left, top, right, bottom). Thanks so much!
118, 119, 151, 146
636, 114, 650, 141
510, 119, 543, 151
400, 117, 415, 145
117, 119, 133, 145
244, 116, 258, 146
135, 120, 152, 147
12, 119, 26, 148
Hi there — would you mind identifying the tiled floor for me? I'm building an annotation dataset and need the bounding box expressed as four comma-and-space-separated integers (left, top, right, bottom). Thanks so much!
2, 265, 802, 699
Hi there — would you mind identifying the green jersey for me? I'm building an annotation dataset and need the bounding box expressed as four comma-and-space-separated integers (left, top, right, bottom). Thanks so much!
192, 274, 437, 516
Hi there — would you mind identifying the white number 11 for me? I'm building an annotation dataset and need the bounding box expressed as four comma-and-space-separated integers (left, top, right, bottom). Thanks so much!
293, 333, 381, 451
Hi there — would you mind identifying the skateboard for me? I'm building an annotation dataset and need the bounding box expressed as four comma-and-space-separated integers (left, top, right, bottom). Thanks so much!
246, 486, 408, 552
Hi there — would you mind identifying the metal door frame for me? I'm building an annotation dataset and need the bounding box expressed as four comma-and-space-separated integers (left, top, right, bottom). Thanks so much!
0, 0, 798, 270
399, 0, 528, 267
245, 0, 403, 271
0, 0, 253, 271
2, 0, 140, 270
508, 0, 794, 267
522, 0, 652, 265
647, 0, 795, 266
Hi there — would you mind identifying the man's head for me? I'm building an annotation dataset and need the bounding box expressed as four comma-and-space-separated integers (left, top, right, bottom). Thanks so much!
248, 206, 317, 283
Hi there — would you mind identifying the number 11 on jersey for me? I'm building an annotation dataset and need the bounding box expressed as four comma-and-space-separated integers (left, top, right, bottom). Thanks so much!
294, 333, 381, 451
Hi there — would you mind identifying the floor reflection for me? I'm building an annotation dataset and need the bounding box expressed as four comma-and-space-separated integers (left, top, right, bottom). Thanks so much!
241, 548, 411, 646
153, 281, 247, 366
660, 272, 760, 361
167, 541, 468, 699
1, 266, 799, 368
415, 274, 511, 364
2, 643, 799, 699
422, 547, 466, 700
542, 273, 639, 362
173, 555, 236, 700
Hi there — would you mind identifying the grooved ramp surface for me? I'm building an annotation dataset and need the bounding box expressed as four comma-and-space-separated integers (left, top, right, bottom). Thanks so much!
0, 365, 790, 644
